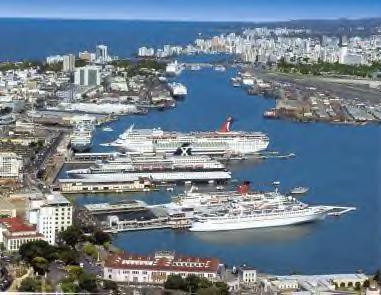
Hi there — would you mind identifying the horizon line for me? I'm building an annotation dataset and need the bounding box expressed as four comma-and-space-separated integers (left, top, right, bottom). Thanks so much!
0, 15, 380, 24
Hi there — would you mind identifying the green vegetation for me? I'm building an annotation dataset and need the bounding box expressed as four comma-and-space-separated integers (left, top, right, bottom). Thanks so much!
164, 274, 229, 295
18, 277, 41, 292
93, 230, 111, 245
0, 61, 39, 72
19, 240, 57, 264
111, 58, 166, 76
277, 58, 381, 78
83, 243, 98, 258
58, 225, 83, 248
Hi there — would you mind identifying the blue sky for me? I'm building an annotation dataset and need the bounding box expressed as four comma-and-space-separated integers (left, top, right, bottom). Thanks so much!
0, 0, 380, 21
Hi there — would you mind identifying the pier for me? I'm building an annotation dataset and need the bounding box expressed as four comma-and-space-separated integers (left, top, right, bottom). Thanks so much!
58, 178, 155, 194
323, 206, 357, 216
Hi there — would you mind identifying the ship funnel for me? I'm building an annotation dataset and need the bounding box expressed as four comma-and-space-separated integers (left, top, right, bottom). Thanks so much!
219, 116, 234, 133
174, 143, 192, 156
237, 181, 250, 195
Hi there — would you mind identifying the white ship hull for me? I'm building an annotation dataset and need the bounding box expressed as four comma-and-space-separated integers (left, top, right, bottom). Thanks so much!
118, 138, 269, 155
68, 170, 231, 183
190, 209, 327, 232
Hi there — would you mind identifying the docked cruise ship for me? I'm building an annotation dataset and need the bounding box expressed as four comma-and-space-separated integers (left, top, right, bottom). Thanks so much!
168, 82, 188, 98
104, 117, 269, 157
70, 116, 95, 152
66, 153, 231, 183
165, 61, 183, 76
161, 182, 341, 231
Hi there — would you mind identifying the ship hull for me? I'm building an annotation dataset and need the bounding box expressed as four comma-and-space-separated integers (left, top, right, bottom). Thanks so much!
189, 211, 327, 232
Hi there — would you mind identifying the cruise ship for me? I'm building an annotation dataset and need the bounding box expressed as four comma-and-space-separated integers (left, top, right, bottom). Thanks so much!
103, 117, 269, 157
165, 61, 183, 76
70, 116, 95, 152
168, 82, 188, 98
66, 152, 231, 183
188, 183, 333, 231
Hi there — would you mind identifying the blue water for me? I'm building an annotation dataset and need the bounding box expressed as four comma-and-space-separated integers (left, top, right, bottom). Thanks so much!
0, 18, 244, 61
2, 19, 380, 275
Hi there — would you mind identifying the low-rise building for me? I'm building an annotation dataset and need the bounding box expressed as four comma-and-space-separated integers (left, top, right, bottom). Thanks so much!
239, 265, 257, 284
0, 217, 44, 251
104, 251, 222, 284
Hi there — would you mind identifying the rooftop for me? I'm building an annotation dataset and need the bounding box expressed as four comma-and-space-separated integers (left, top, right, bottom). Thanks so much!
105, 251, 221, 273
0, 217, 36, 232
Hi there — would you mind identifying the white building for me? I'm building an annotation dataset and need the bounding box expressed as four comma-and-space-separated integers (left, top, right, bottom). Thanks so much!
96, 45, 108, 62
46, 55, 64, 65
104, 251, 222, 284
239, 266, 257, 284
0, 217, 44, 251
27, 193, 73, 245
63, 54, 76, 72
0, 152, 23, 180
74, 66, 101, 86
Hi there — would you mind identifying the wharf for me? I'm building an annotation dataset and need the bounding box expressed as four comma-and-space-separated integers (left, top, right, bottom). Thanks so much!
84, 200, 148, 214
323, 206, 357, 216
58, 178, 156, 194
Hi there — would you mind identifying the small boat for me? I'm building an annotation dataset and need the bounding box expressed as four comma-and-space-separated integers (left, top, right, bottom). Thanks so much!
290, 186, 309, 195
102, 127, 113, 132
216, 186, 224, 191
166, 187, 174, 192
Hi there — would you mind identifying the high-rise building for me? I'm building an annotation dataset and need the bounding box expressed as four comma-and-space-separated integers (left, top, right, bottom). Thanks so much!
0, 152, 23, 180
79, 51, 96, 62
96, 44, 108, 62
27, 193, 73, 245
62, 54, 76, 72
74, 66, 101, 86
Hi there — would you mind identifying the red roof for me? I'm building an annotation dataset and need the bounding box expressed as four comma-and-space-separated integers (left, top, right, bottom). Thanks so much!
105, 252, 220, 274
0, 217, 36, 232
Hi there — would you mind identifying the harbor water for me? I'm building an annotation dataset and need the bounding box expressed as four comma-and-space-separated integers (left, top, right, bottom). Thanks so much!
1, 19, 380, 275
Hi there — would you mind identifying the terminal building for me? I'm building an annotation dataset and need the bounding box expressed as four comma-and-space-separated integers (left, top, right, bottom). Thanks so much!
104, 251, 222, 284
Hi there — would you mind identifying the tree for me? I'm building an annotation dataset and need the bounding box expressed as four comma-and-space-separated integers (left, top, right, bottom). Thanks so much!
164, 275, 186, 290
83, 243, 98, 259
59, 226, 83, 248
60, 277, 80, 293
78, 273, 98, 293
58, 248, 80, 265
19, 240, 56, 263
66, 265, 84, 278
185, 275, 202, 292
214, 282, 230, 295
31, 257, 49, 275
103, 280, 118, 292
93, 230, 111, 245
18, 277, 40, 292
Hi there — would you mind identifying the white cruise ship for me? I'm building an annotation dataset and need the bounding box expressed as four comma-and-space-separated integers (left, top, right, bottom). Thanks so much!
70, 115, 96, 152
161, 182, 335, 231
103, 117, 269, 157
168, 82, 188, 98
165, 61, 183, 76
66, 153, 231, 183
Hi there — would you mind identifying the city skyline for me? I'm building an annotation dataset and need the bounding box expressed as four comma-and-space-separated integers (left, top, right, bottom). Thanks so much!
0, 0, 380, 22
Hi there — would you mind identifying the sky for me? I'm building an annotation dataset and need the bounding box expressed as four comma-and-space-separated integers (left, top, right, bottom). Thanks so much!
0, 0, 380, 22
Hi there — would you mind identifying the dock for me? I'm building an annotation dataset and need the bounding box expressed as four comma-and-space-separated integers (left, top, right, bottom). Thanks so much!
323, 206, 357, 216
58, 178, 156, 194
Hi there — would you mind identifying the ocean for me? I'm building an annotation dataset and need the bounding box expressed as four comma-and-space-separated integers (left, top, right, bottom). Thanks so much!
2, 19, 380, 275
